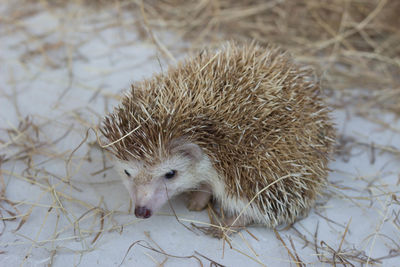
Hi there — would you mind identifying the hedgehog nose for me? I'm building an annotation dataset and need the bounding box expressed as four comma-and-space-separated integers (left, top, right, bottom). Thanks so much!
134, 206, 152, 219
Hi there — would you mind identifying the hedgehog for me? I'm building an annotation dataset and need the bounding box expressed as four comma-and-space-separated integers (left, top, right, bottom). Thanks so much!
100, 41, 335, 235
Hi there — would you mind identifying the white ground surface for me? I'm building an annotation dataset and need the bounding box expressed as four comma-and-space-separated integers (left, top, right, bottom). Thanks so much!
1, 2, 399, 267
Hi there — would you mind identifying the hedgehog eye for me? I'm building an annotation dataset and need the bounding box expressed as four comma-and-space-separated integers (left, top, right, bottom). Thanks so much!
124, 169, 131, 177
164, 170, 177, 179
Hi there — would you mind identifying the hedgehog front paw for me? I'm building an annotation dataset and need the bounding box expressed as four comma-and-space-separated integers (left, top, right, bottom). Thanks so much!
208, 226, 236, 239
206, 221, 245, 239
207, 215, 249, 238
187, 186, 212, 211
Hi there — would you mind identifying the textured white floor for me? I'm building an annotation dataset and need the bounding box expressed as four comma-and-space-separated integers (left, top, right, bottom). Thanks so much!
1, 3, 400, 266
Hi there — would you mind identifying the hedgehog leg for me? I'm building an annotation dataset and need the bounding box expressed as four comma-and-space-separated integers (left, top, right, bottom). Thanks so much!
210, 215, 249, 239
187, 184, 212, 211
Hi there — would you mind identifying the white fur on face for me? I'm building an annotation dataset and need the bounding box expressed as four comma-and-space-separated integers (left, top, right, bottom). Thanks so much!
113, 147, 214, 215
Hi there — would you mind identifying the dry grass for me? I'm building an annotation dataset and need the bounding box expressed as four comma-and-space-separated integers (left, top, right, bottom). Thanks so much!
139, 0, 400, 118
1, 0, 400, 266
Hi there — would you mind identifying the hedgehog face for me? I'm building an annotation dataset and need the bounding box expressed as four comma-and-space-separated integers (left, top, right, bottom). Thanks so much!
114, 141, 208, 219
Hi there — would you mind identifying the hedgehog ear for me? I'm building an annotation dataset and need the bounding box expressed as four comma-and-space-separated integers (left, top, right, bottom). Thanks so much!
171, 140, 203, 163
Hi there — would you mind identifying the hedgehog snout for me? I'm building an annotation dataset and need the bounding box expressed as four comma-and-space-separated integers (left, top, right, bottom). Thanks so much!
134, 206, 152, 219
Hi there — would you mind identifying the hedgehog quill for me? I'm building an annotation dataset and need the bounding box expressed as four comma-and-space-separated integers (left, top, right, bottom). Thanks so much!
101, 42, 335, 235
